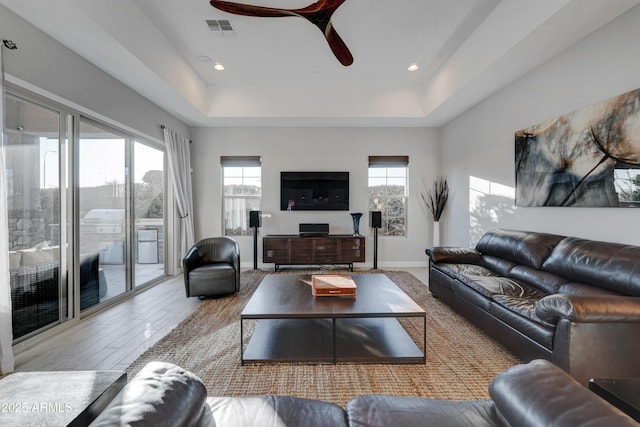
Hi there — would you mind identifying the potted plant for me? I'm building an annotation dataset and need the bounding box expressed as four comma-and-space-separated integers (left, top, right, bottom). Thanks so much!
420, 177, 449, 246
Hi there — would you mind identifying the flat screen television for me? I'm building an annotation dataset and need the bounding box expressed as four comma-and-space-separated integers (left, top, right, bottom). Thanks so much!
281, 171, 349, 211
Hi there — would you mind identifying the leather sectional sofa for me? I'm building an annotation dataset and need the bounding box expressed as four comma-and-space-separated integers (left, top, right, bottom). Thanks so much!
88, 359, 636, 426
426, 229, 640, 385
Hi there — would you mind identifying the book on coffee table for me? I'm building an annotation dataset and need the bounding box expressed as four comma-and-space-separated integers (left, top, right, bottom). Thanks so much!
311, 274, 357, 298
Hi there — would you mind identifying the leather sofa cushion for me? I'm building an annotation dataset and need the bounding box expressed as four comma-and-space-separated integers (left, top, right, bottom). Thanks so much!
434, 264, 497, 282
489, 299, 555, 349
346, 394, 501, 427
489, 359, 637, 426
542, 237, 640, 296
90, 362, 207, 427
476, 230, 565, 269
461, 276, 539, 299
452, 276, 546, 313
455, 283, 492, 311
492, 294, 552, 326
205, 395, 349, 427
189, 264, 235, 281
490, 302, 554, 349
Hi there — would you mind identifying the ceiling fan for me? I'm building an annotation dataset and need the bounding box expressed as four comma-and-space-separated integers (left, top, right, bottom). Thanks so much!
209, 0, 354, 66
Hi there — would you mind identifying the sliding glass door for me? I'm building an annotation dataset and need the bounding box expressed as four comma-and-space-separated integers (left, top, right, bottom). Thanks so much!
134, 141, 165, 287
5, 86, 168, 344
5, 95, 66, 339
78, 119, 127, 307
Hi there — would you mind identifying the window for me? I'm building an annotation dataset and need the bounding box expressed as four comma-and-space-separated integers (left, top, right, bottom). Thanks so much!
368, 156, 408, 237
614, 164, 640, 207
221, 156, 262, 236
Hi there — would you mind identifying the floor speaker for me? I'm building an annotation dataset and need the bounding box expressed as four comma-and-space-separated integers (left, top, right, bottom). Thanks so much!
249, 211, 262, 228
370, 211, 382, 229
370, 211, 381, 269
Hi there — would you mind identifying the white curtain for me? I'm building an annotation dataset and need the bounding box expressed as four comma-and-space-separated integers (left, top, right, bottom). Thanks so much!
0, 43, 16, 374
163, 127, 195, 261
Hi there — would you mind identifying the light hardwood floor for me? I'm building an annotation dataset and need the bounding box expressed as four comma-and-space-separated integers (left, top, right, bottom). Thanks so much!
12, 267, 429, 373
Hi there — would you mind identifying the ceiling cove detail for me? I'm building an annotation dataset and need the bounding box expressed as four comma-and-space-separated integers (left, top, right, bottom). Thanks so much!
209, 0, 354, 66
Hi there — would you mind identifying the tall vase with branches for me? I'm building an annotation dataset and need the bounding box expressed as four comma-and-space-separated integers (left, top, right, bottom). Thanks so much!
420, 177, 449, 247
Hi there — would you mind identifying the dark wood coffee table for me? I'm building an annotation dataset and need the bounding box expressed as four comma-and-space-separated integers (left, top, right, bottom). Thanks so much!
589, 378, 640, 422
240, 273, 426, 364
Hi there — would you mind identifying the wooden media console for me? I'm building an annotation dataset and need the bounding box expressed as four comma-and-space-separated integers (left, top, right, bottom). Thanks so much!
263, 234, 365, 271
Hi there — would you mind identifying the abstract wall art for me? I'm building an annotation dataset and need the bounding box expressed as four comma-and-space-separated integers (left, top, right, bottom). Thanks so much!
515, 87, 640, 207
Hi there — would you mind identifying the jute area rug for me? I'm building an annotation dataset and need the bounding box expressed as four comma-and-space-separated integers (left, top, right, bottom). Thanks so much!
127, 270, 519, 407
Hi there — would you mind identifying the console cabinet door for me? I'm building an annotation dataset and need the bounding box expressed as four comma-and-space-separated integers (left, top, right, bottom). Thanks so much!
263, 238, 290, 263
290, 239, 314, 263
340, 237, 365, 262
314, 238, 339, 263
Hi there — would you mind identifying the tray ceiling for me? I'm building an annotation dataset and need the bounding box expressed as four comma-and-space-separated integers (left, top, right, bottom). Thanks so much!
2, 0, 639, 127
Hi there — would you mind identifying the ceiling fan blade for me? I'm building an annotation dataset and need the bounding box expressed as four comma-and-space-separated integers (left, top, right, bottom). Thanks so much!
210, 0, 293, 18
295, 0, 348, 14
325, 23, 353, 66
209, 0, 354, 66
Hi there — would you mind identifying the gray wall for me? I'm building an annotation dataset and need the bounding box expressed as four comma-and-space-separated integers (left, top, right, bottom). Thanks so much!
440, 4, 640, 247
0, 6, 189, 142
190, 127, 440, 268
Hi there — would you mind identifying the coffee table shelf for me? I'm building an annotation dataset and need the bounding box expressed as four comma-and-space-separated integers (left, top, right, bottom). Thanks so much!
243, 318, 424, 363
241, 274, 426, 364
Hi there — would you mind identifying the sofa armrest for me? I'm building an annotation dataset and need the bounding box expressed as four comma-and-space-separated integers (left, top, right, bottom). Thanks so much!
536, 294, 640, 323
90, 362, 207, 427
182, 246, 203, 296
425, 247, 483, 264
489, 359, 636, 426
183, 246, 202, 271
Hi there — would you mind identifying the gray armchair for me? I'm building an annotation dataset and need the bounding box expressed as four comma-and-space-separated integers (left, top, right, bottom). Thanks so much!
183, 237, 240, 298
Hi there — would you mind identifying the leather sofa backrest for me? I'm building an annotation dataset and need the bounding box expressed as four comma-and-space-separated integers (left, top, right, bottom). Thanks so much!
476, 230, 565, 270
196, 237, 239, 265
542, 237, 640, 296
508, 265, 568, 294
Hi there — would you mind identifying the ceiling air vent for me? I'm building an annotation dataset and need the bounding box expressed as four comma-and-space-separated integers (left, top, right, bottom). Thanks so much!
207, 19, 236, 37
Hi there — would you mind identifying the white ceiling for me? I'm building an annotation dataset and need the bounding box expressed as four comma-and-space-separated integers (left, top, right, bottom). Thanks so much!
2, 0, 639, 127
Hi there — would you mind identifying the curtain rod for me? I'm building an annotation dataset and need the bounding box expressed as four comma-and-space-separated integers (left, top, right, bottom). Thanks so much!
160, 124, 191, 143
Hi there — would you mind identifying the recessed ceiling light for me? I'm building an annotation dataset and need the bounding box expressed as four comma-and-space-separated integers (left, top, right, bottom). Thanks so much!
408, 63, 419, 72
196, 55, 212, 64
214, 63, 225, 71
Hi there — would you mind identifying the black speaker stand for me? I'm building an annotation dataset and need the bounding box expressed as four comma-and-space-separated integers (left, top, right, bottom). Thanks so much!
373, 227, 378, 269
252, 225, 259, 270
